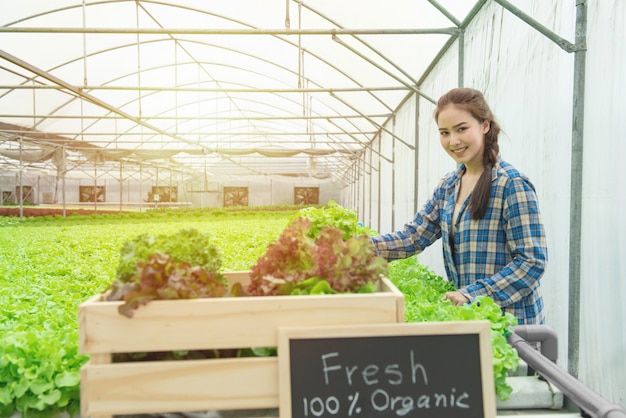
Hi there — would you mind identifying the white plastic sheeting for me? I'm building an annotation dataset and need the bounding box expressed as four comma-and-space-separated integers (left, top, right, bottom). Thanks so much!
358, 0, 625, 407
0, 0, 475, 184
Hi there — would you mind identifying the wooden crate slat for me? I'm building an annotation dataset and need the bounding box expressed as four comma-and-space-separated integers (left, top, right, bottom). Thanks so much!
80, 276, 402, 354
81, 357, 277, 416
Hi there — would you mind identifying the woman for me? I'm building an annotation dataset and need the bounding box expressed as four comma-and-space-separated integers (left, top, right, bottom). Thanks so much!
372, 87, 547, 325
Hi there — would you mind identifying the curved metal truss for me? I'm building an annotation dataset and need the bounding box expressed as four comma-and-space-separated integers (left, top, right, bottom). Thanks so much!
0, 0, 476, 188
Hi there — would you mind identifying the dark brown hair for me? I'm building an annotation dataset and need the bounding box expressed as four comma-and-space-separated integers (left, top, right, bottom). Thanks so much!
434, 88, 500, 220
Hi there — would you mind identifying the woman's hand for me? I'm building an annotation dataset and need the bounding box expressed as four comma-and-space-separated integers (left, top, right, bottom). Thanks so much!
444, 290, 469, 306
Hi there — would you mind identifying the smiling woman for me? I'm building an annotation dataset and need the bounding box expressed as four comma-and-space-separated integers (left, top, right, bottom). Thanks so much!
372, 87, 548, 326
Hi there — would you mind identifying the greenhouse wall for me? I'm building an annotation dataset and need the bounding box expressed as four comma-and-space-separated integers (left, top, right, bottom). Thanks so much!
359, 0, 625, 407
0, 172, 342, 209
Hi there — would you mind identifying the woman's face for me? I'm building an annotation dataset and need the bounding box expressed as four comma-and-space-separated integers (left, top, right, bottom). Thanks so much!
437, 104, 489, 170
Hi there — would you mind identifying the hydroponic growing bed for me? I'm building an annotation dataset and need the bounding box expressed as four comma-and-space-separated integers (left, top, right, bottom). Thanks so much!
0, 204, 537, 417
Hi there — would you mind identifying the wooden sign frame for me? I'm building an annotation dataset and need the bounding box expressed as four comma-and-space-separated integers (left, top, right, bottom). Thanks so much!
278, 321, 495, 418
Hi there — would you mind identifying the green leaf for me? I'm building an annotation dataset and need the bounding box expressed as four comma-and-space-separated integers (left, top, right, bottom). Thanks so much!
29, 380, 53, 395
13, 379, 29, 398
54, 371, 80, 388
0, 386, 12, 405
309, 280, 335, 295
40, 389, 62, 406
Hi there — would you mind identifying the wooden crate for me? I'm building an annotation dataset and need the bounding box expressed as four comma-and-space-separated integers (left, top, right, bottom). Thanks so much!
79, 271, 404, 417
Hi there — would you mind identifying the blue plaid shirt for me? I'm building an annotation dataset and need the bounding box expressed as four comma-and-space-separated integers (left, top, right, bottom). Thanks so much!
372, 160, 547, 324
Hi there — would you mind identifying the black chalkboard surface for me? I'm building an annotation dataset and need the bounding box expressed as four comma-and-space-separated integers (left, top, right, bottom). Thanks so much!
278, 321, 495, 418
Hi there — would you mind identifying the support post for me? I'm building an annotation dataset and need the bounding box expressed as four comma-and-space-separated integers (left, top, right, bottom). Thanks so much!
568, 0, 587, 379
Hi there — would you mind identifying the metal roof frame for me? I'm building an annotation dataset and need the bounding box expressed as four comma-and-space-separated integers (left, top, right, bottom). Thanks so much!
0, 0, 476, 185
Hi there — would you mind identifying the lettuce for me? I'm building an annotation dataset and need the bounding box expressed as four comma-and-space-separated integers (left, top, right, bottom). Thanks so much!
387, 256, 520, 401
115, 228, 224, 283
105, 252, 229, 318
291, 200, 377, 240
248, 217, 387, 296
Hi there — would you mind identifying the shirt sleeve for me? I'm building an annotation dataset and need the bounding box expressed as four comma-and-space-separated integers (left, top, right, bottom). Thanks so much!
460, 176, 548, 307
371, 185, 444, 261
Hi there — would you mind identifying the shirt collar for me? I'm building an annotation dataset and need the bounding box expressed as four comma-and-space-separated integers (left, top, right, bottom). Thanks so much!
456, 155, 500, 182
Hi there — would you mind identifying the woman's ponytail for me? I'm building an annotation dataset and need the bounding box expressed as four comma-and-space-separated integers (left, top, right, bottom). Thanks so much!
469, 124, 499, 219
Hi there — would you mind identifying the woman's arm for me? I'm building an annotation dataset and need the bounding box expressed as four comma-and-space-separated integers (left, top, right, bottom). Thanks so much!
371, 192, 444, 261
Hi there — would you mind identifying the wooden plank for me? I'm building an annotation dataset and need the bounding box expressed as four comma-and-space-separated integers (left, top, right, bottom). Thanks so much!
81, 357, 278, 416
79, 274, 403, 354
221, 270, 251, 286
381, 276, 406, 322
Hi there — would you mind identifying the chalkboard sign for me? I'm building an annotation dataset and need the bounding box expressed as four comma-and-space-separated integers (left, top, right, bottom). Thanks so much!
278, 321, 495, 418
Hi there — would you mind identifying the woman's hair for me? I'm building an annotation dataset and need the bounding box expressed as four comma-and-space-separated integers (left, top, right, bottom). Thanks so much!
434, 88, 501, 220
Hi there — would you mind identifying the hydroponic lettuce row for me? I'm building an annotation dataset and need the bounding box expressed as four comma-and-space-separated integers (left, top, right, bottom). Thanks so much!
386, 255, 520, 401
0, 211, 290, 417
0, 207, 523, 417
247, 217, 387, 296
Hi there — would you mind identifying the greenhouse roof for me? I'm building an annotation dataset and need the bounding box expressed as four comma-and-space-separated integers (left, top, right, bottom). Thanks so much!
0, 0, 480, 184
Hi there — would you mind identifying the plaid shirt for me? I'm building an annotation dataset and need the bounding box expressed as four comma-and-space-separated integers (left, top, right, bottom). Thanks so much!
372, 159, 547, 324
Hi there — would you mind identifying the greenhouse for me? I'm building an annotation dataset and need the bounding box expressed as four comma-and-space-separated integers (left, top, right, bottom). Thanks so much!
1, 0, 625, 417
